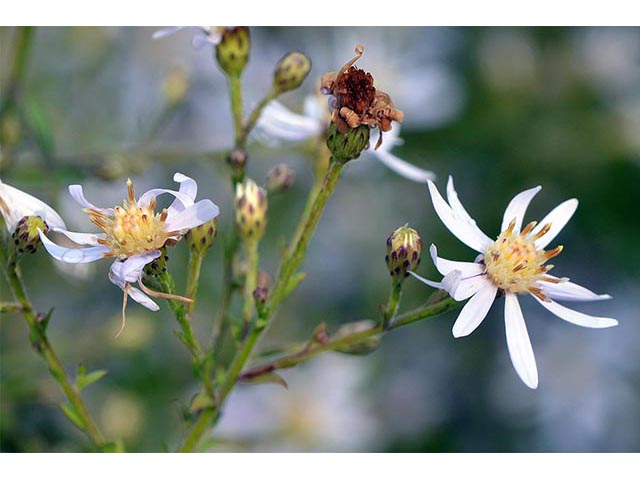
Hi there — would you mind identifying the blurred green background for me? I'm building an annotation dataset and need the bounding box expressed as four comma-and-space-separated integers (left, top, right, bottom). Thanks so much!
1, 26, 639, 452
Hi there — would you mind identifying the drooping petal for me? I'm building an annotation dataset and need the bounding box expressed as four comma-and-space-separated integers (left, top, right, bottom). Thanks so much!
450, 274, 493, 302
409, 270, 462, 293
532, 295, 618, 328
109, 251, 161, 284
166, 173, 198, 215
408, 270, 446, 289
429, 244, 485, 277
108, 268, 160, 311
537, 277, 612, 302
137, 187, 194, 212
532, 198, 579, 249
0, 180, 67, 232
68, 185, 113, 215
504, 293, 539, 389
164, 199, 219, 233
371, 150, 435, 183
500, 185, 542, 233
451, 283, 497, 338
38, 229, 109, 263
427, 180, 493, 253
51, 227, 105, 246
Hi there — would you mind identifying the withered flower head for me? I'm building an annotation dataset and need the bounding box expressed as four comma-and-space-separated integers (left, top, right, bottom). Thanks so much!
321, 44, 404, 150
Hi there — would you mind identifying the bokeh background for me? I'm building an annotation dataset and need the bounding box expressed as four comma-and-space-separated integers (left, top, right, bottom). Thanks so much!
1, 26, 639, 452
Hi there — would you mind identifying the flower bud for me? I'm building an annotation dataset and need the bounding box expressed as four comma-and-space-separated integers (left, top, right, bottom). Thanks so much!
228, 148, 248, 183
186, 218, 217, 255
385, 225, 423, 278
272, 51, 311, 95
235, 179, 267, 241
143, 247, 169, 277
333, 320, 381, 355
326, 122, 370, 163
215, 27, 250, 77
12, 215, 48, 255
266, 164, 295, 193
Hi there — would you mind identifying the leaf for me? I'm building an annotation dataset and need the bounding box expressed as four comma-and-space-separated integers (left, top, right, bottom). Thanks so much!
283, 272, 307, 300
59, 402, 86, 430
189, 392, 215, 413
77, 369, 108, 391
240, 371, 288, 389
101, 440, 126, 453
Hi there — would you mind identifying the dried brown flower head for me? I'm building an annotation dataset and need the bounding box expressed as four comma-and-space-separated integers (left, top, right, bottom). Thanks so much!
320, 44, 404, 150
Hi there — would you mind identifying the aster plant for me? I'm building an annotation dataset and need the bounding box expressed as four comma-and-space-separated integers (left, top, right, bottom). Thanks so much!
0, 27, 619, 453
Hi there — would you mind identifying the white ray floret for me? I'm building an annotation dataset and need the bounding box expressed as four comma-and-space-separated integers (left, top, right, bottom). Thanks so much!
0, 179, 66, 232
413, 176, 617, 389
39, 173, 219, 336
253, 95, 435, 183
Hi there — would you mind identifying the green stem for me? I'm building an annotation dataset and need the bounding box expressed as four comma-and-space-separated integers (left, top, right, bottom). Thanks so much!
237, 90, 276, 149
178, 407, 219, 452
240, 239, 259, 338
211, 232, 238, 361
382, 279, 403, 330
241, 292, 459, 379
228, 75, 244, 147
1, 27, 34, 114
186, 251, 204, 316
1, 251, 106, 448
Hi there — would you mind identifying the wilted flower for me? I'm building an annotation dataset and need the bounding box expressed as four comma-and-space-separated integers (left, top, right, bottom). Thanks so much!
412, 177, 617, 389
253, 95, 434, 182
321, 44, 404, 150
0, 179, 66, 234
38, 173, 219, 336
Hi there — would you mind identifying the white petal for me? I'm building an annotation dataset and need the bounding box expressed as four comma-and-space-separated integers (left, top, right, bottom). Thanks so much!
532, 295, 618, 328
371, 150, 435, 183
303, 95, 325, 122
446, 176, 479, 227
109, 251, 161, 284
451, 274, 493, 301
38, 229, 108, 263
429, 244, 484, 277
165, 199, 219, 233
68, 185, 112, 215
409, 270, 463, 293
408, 270, 444, 289
532, 198, 579, 249
51, 227, 104, 246
152, 26, 184, 39
173, 172, 197, 202
501, 185, 542, 233
0, 180, 67, 231
137, 187, 194, 212
127, 286, 160, 311
537, 277, 612, 302
504, 293, 539, 389
452, 284, 497, 337
253, 101, 323, 146
427, 180, 492, 253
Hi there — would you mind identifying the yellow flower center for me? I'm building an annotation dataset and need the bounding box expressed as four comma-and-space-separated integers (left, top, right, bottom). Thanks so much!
483, 219, 563, 299
87, 179, 171, 259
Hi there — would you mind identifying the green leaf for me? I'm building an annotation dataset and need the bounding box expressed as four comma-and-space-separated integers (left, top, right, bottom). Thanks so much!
59, 402, 86, 430
101, 440, 126, 453
283, 271, 307, 300
76, 369, 108, 391
189, 392, 215, 413
240, 371, 288, 389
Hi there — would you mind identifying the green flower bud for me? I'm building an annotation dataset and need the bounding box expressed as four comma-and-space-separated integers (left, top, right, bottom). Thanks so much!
385, 225, 423, 278
326, 122, 370, 163
227, 148, 248, 183
215, 27, 250, 77
186, 218, 217, 255
143, 247, 169, 278
12, 215, 48, 255
266, 164, 295, 193
235, 179, 267, 241
272, 51, 311, 95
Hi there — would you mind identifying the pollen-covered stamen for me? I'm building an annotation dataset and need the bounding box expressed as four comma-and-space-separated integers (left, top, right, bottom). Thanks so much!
83, 179, 172, 258
484, 217, 564, 297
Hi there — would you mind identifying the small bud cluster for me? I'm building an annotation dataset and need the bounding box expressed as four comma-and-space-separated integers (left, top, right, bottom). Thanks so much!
235, 179, 268, 241
272, 51, 312, 95
216, 27, 250, 77
266, 164, 295, 193
385, 225, 423, 278
12, 215, 48, 255
228, 148, 248, 183
321, 44, 404, 151
186, 218, 218, 255
143, 247, 169, 278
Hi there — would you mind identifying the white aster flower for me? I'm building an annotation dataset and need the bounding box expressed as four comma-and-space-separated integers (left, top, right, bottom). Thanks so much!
253, 95, 435, 183
0, 179, 66, 233
152, 26, 225, 49
412, 177, 618, 389
38, 173, 219, 336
